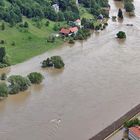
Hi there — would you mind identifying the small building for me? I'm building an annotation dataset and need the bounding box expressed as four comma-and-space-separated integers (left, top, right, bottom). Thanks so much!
128, 126, 140, 140
97, 14, 104, 20
60, 27, 78, 36
60, 28, 70, 36
69, 27, 78, 34
52, 4, 59, 13
74, 19, 81, 27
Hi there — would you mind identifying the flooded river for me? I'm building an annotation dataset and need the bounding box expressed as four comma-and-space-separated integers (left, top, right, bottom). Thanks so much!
0, 0, 140, 140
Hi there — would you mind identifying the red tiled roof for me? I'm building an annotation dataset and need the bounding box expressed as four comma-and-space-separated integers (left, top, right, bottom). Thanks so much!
69, 27, 78, 33
75, 19, 81, 22
129, 126, 140, 138
60, 28, 70, 34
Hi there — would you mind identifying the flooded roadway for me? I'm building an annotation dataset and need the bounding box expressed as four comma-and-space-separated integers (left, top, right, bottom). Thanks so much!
0, 0, 140, 140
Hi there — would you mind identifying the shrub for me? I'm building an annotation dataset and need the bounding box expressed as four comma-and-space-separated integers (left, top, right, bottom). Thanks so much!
45, 20, 50, 27
28, 72, 44, 84
0, 63, 8, 68
1, 73, 7, 80
8, 75, 31, 94
42, 58, 53, 68
47, 35, 55, 43
42, 56, 65, 69
51, 56, 65, 69
118, 8, 123, 19
124, 1, 135, 12
69, 38, 75, 44
11, 41, 16, 46
124, 118, 140, 128
0, 83, 8, 98
116, 31, 126, 39
9, 84, 20, 95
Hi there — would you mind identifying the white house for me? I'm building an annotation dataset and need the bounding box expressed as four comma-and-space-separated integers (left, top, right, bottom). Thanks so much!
52, 4, 59, 13
128, 126, 140, 140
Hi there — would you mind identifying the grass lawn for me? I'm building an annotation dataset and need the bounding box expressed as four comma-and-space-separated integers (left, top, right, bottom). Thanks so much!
0, 18, 66, 65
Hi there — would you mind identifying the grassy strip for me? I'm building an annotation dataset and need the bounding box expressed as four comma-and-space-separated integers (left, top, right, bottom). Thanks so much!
0, 18, 64, 64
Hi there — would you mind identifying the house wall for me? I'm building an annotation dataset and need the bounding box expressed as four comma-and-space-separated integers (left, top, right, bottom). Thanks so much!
128, 131, 140, 140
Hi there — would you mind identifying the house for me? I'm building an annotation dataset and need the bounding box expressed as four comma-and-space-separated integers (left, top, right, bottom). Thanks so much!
69, 27, 78, 34
60, 28, 70, 36
128, 126, 140, 140
52, 4, 59, 13
74, 19, 81, 27
60, 27, 78, 36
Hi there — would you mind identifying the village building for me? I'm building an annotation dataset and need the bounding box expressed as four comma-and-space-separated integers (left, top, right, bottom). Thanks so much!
97, 14, 104, 20
60, 27, 78, 36
128, 126, 140, 140
52, 4, 59, 13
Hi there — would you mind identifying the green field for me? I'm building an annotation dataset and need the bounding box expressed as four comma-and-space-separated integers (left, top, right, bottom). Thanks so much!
0, 18, 65, 65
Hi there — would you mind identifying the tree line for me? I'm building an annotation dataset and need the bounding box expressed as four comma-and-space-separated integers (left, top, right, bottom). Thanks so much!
0, 0, 109, 25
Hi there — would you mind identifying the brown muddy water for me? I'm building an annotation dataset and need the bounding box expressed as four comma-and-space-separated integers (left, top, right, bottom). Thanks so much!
0, 1, 140, 140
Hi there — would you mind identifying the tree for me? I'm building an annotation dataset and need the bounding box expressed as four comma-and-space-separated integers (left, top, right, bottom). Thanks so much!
118, 8, 123, 19
24, 22, 29, 28
42, 56, 65, 69
124, 2, 135, 12
116, 31, 126, 39
51, 56, 65, 69
27, 72, 44, 84
1, 73, 7, 80
1, 22, 5, 30
45, 20, 50, 27
0, 83, 8, 98
8, 75, 31, 94
0, 47, 6, 63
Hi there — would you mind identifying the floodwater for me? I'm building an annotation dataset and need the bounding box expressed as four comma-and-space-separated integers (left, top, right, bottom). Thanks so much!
0, 0, 140, 140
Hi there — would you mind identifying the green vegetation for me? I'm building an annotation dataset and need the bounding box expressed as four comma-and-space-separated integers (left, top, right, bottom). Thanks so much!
116, 31, 126, 39
51, 56, 65, 69
0, 19, 64, 64
0, 0, 109, 65
0, 47, 10, 68
124, 118, 140, 128
118, 9, 123, 19
27, 72, 44, 84
0, 73, 7, 80
8, 75, 31, 94
79, 0, 109, 18
124, 0, 135, 13
74, 29, 91, 40
0, 83, 8, 98
42, 56, 65, 69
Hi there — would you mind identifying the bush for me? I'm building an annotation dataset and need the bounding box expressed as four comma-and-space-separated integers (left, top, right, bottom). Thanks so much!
118, 8, 123, 19
124, 118, 140, 128
8, 75, 31, 94
42, 56, 65, 69
47, 35, 55, 43
51, 56, 65, 69
45, 20, 50, 27
1, 73, 7, 80
0, 83, 8, 98
28, 72, 44, 84
69, 38, 75, 44
42, 58, 53, 68
0, 63, 8, 68
116, 31, 126, 39
124, 1, 135, 12
9, 84, 20, 95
